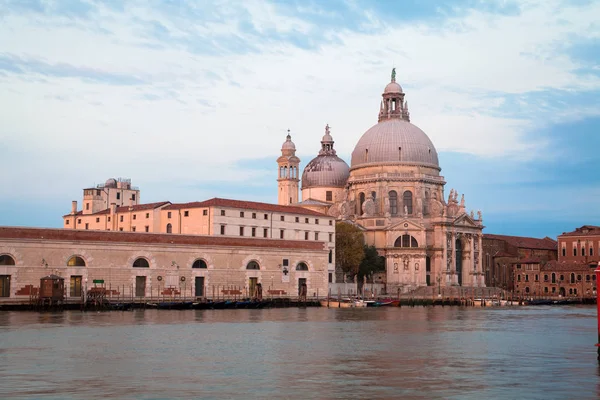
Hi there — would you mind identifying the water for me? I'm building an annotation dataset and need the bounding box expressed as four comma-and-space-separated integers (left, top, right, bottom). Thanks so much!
0, 306, 599, 399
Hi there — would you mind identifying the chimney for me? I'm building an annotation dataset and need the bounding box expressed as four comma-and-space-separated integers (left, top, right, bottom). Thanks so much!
71, 201, 77, 214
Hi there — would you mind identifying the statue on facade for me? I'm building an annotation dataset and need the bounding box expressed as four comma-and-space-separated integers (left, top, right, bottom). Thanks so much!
477, 210, 482, 221
391, 67, 396, 82
404, 205, 408, 217
470, 210, 475, 219
460, 194, 465, 207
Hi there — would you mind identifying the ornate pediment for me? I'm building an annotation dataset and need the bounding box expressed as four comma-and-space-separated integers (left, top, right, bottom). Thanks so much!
387, 219, 425, 233
452, 213, 479, 228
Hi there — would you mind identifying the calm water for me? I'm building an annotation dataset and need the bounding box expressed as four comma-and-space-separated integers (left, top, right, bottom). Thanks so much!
0, 306, 599, 399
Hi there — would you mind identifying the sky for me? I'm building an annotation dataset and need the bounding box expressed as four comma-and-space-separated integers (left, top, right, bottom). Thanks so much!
0, 0, 599, 239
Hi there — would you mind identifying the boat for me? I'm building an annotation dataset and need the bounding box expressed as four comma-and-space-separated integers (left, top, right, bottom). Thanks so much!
320, 299, 367, 308
376, 299, 400, 307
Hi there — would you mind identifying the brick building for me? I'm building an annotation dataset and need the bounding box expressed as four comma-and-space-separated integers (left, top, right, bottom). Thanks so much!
482, 234, 558, 290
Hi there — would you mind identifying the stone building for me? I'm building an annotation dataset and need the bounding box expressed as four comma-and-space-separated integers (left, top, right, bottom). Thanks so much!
0, 227, 329, 301
482, 234, 558, 290
279, 70, 485, 292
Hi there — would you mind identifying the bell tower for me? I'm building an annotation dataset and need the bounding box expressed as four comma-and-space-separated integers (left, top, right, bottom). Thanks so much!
277, 130, 300, 205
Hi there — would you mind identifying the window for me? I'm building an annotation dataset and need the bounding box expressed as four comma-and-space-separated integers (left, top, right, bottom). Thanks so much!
544, 287, 548, 293
280, 216, 285, 222
329, 233, 333, 242
201, 210, 206, 216
326, 191, 332, 202
394, 235, 418, 248
85, 223, 89, 230
146, 213, 149, 218
132, 194, 136, 201
283, 259, 289, 267
133, 214, 136, 220
264, 214, 268, 220
560, 274, 564, 281
280, 229, 284, 239
145, 226, 149, 232
185, 211, 190, 217
329, 220, 333, 226
305, 232, 309, 240
573, 248, 577, 256
133, 258, 149, 268
516, 264, 521, 269
315, 219, 319, 225
562, 248, 566, 257
66, 220, 70, 225
525, 287, 530, 293
574, 288, 578, 295
132, 227, 136, 232
166, 223, 172, 233
535, 274, 538, 282
525, 274, 529, 282
315, 232, 319, 241
544, 274, 548, 282
329, 273, 333, 283
240, 227, 244, 236
240, 212, 245, 218
577, 274, 582, 281
192, 259, 207, 269
359, 192, 365, 215
295, 217, 299, 223
221, 210, 225, 216
587, 274, 591, 281
305, 218, 309, 223
296, 262, 308, 271
120, 215, 123, 222
252, 213, 256, 219
220, 225, 225, 235
329, 250, 333, 263
517, 275, 521, 282
552, 287, 556, 293
252, 227, 256, 237
116, 193, 120, 200
246, 261, 260, 270
570, 273, 575, 283
86, 203, 89, 210
168, 212, 172, 219
78, 219, 82, 224
403, 191, 413, 214
0, 255, 16, 265
108, 217, 111, 222
389, 191, 398, 216
263, 228, 268, 238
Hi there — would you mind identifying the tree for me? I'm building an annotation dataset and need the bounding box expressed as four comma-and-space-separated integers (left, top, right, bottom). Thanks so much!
335, 221, 365, 280
358, 245, 386, 282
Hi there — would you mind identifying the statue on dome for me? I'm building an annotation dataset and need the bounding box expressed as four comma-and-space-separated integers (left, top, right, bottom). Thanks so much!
391, 68, 396, 82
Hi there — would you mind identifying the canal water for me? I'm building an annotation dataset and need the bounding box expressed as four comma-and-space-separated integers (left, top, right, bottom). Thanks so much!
0, 306, 598, 399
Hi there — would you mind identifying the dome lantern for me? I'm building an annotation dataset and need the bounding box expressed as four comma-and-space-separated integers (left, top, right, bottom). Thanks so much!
379, 68, 410, 123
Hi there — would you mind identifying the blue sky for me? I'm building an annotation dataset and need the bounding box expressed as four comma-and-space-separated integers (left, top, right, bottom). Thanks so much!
0, 0, 599, 239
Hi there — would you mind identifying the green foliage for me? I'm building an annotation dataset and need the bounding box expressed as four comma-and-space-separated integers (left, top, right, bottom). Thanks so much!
335, 222, 365, 277
358, 245, 386, 280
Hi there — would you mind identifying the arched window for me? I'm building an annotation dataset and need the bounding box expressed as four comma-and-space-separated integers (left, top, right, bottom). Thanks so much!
192, 259, 207, 269
570, 273, 575, 283
133, 258, 149, 268
166, 223, 172, 234
246, 261, 260, 270
403, 191, 413, 214
394, 235, 418, 248
551, 273, 556, 283
525, 287, 530, 293
0, 254, 16, 265
67, 256, 86, 267
389, 191, 398, 216
296, 262, 308, 271
359, 192, 365, 215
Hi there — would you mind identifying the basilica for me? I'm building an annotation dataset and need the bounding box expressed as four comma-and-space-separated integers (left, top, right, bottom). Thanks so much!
278, 70, 485, 292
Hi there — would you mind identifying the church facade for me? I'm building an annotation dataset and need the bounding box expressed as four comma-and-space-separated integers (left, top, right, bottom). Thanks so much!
279, 70, 485, 292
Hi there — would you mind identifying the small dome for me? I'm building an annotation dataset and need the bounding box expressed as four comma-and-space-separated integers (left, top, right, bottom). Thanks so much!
302, 155, 350, 189
105, 178, 117, 188
384, 81, 402, 94
282, 134, 296, 151
351, 119, 439, 169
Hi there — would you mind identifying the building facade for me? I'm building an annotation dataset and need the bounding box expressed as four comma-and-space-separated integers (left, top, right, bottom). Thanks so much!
280, 70, 485, 292
0, 227, 329, 301
482, 234, 558, 290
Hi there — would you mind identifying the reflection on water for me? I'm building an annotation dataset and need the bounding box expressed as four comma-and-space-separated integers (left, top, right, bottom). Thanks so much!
0, 307, 599, 399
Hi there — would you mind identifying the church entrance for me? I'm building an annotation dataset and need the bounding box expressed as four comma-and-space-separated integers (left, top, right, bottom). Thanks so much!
425, 256, 431, 286
455, 239, 463, 286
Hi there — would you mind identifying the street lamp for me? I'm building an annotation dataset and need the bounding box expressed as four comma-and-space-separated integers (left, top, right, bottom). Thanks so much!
436, 273, 442, 296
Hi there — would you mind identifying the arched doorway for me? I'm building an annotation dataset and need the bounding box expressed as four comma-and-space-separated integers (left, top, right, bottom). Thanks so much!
426, 256, 431, 286
455, 239, 463, 286
559, 287, 566, 297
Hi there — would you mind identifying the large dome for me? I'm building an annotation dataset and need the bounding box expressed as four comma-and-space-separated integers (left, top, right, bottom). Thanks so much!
302, 155, 349, 189
351, 119, 439, 169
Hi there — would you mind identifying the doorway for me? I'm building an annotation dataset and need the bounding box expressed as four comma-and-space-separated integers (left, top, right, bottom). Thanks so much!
249, 277, 258, 298
195, 276, 205, 297
455, 239, 463, 286
298, 278, 307, 296
135, 276, 146, 297
70, 276, 82, 297
0, 275, 10, 297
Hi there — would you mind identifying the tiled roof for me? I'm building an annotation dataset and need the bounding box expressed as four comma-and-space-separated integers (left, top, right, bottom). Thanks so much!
541, 260, 598, 272
512, 258, 541, 264
63, 202, 170, 218
163, 197, 329, 217
559, 225, 600, 237
0, 227, 326, 251
483, 234, 557, 250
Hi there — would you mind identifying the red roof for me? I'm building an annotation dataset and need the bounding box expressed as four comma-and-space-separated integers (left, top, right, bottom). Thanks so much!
0, 227, 326, 251
512, 258, 541, 264
559, 225, 600, 237
483, 234, 557, 250
163, 197, 329, 217
541, 260, 597, 272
